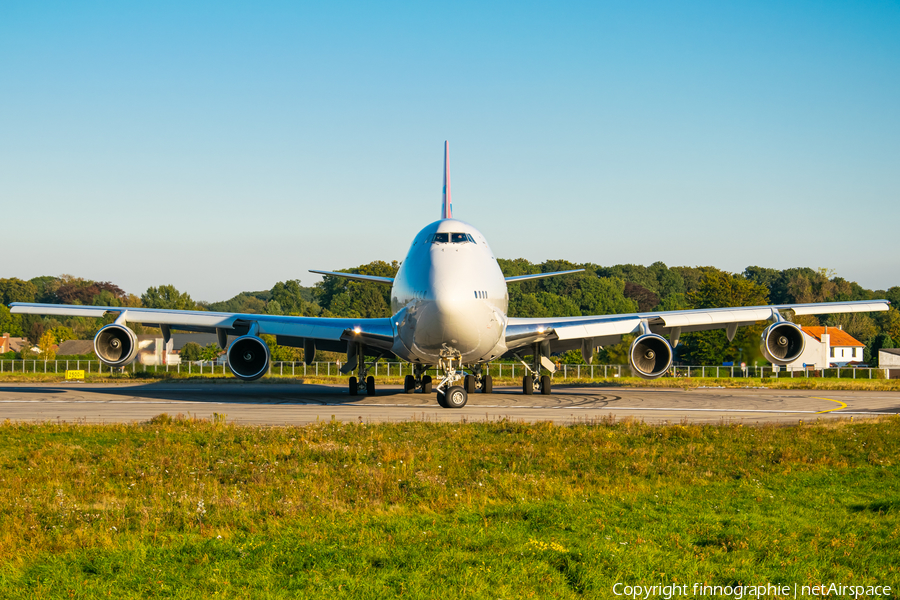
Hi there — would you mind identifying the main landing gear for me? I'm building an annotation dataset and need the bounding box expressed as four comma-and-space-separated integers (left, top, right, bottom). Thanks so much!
346, 342, 377, 396
520, 343, 553, 395
403, 364, 433, 394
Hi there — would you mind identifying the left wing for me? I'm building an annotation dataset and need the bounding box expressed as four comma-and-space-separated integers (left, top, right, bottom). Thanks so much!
504, 269, 584, 283
9, 303, 395, 354
504, 299, 890, 355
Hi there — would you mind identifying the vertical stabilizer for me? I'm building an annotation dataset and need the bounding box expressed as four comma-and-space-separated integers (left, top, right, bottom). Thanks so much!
441, 141, 452, 219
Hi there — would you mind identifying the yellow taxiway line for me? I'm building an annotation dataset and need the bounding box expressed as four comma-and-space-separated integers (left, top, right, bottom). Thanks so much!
813, 397, 848, 414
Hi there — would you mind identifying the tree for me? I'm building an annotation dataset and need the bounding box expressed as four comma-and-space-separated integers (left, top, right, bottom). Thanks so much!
28, 321, 46, 345
623, 282, 659, 312
679, 271, 770, 365
199, 344, 222, 362
315, 261, 399, 317
180, 342, 202, 362
828, 313, 876, 345
142, 285, 196, 310
38, 330, 56, 361
52, 326, 76, 343
0, 305, 24, 337
867, 333, 895, 367
876, 307, 900, 338
270, 279, 309, 315
0, 278, 37, 305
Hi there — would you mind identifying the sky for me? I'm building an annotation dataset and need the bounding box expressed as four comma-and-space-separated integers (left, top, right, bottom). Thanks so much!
2, 1, 898, 302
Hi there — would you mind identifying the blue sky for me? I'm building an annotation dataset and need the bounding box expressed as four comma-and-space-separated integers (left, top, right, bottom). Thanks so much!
2, 1, 898, 301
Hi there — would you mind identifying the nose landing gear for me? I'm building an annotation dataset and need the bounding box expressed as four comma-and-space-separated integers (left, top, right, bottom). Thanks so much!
436, 347, 467, 408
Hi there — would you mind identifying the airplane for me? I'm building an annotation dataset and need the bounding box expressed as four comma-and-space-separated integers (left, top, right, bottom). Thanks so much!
10, 142, 891, 408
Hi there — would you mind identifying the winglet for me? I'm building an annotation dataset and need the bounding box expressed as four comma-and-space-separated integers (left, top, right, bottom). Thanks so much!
441, 140, 451, 219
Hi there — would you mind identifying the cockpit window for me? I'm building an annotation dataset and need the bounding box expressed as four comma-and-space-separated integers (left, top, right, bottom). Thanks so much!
431, 232, 475, 244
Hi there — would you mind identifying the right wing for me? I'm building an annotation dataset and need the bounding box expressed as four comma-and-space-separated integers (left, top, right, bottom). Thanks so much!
504, 299, 891, 354
309, 270, 394, 285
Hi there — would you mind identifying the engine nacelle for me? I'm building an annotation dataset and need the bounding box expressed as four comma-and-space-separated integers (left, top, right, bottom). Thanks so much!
629, 333, 673, 379
226, 335, 270, 381
93, 324, 139, 367
760, 322, 805, 365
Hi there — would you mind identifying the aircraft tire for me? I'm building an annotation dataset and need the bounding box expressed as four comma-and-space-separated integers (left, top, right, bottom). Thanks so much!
482, 375, 493, 393
444, 386, 468, 409
540, 375, 551, 395
422, 375, 433, 393
349, 376, 358, 395
404, 375, 415, 393
366, 376, 375, 396
436, 390, 448, 408
464, 375, 475, 394
523, 375, 534, 395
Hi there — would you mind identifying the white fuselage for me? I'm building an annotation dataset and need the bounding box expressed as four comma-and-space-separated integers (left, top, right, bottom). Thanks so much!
389, 219, 509, 365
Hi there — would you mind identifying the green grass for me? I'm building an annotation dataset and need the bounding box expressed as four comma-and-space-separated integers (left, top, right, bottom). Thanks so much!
0, 416, 898, 598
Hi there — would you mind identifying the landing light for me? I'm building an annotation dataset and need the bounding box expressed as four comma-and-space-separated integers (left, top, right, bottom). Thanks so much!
537, 326, 546, 333
354, 326, 361, 334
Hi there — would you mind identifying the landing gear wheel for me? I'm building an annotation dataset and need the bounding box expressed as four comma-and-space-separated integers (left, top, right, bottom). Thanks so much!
444, 385, 468, 408
349, 376, 358, 395
540, 375, 551, 395
482, 375, 493, 393
464, 375, 475, 394
366, 376, 375, 396
523, 375, 534, 395
404, 375, 415, 393
422, 375, 433, 394
436, 390, 448, 408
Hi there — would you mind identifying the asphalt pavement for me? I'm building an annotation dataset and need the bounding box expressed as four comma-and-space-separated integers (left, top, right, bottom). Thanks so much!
1, 382, 898, 425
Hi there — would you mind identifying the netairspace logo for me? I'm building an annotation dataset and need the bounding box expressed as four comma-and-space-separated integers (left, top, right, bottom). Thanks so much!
612, 582, 893, 599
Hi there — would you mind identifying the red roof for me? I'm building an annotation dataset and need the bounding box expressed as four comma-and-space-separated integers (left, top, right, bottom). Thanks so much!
801, 326, 864, 347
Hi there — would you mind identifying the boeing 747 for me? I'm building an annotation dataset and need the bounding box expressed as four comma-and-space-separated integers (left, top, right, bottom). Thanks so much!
10, 142, 891, 408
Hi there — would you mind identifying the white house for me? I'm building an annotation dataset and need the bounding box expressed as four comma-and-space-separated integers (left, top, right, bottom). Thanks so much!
786, 326, 865, 370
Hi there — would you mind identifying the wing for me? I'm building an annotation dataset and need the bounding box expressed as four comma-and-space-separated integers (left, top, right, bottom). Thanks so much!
308, 270, 394, 285
504, 269, 584, 283
9, 303, 395, 355
504, 300, 891, 355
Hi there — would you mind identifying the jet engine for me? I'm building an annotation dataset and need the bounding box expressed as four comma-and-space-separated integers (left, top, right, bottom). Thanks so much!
629, 333, 673, 379
760, 322, 805, 365
226, 335, 270, 381
93, 324, 139, 367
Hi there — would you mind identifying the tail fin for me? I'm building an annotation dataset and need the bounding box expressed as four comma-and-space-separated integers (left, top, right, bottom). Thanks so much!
441, 140, 452, 219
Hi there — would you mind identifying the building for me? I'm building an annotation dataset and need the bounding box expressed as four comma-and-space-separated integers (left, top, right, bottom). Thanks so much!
786, 326, 865, 370
879, 348, 900, 367
2, 333, 30, 354
56, 340, 96, 356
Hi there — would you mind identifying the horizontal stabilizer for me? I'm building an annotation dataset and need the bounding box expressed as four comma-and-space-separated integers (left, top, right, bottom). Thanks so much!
309, 270, 395, 285
505, 269, 584, 283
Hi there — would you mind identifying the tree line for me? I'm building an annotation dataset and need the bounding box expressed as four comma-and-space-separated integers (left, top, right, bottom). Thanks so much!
2, 262, 898, 366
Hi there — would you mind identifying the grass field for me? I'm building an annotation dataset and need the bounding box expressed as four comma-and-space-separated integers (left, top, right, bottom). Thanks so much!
0, 416, 897, 598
